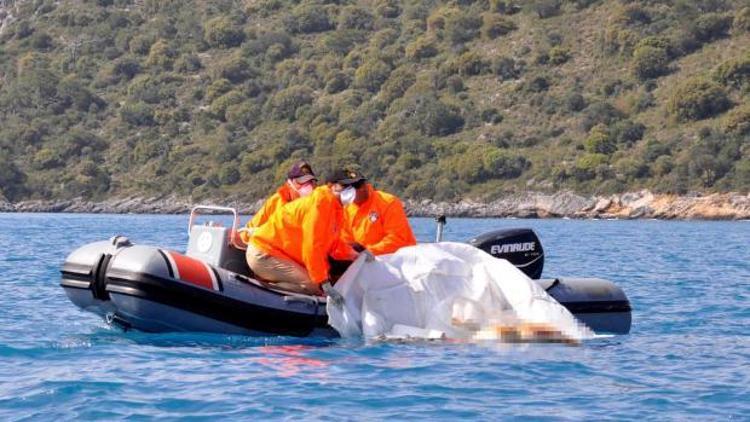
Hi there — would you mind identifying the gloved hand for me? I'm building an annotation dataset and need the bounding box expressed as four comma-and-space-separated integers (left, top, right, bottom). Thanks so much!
321, 281, 344, 307
360, 249, 375, 262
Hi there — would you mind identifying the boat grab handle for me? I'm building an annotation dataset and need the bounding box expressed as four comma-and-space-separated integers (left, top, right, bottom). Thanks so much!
188, 205, 240, 246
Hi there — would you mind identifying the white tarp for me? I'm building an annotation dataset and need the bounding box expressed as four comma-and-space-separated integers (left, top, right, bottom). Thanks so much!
327, 242, 594, 342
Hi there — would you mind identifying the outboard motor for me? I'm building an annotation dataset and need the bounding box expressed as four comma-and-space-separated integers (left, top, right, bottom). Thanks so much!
469, 228, 544, 279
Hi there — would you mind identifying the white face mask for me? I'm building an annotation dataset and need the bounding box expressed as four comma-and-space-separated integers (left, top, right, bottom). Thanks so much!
297, 183, 314, 197
340, 186, 356, 206
288, 180, 314, 197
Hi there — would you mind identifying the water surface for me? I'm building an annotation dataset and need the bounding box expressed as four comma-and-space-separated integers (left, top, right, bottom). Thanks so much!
0, 213, 747, 419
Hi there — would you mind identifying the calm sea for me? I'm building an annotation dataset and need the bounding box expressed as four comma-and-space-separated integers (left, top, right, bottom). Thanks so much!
0, 213, 748, 420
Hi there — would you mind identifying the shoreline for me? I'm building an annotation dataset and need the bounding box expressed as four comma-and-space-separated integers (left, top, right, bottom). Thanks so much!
2, 190, 749, 220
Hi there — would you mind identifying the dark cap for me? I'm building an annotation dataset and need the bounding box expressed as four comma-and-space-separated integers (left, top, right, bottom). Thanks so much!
287, 160, 316, 182
326, 167, 366, 185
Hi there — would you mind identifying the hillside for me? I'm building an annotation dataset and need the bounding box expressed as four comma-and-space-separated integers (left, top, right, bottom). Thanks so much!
1, 0, 749, 204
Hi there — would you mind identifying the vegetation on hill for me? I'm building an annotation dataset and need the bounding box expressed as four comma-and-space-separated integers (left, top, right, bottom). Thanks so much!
0, 0, 749, 204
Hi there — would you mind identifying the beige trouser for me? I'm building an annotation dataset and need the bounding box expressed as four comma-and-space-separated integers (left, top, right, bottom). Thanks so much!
245, 244, 320, 295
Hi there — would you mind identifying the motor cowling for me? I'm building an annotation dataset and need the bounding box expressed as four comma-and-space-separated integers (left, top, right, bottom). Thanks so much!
468, 228, 544, 279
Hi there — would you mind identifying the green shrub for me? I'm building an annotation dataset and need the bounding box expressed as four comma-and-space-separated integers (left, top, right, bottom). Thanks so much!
325, 71, 350, 94
127, 75, 177, 104
492, 56, 522, 80
734, 159, 750, 190
611, 120, 645, 147
526, 76, 549, 92
573, 153, 608, 181
481, 14, 517, 40
214, 55, 257, 84
489, 1, 521, 14
322, 30, 366, 55
58, 78, 101, 111
112, 57, 141, 80
219, 167, 241, 185
581, 101, 623, 131
651, 155, 673, 176
30, 32, 53, 50
614, 156, 649, 180
209, 90, 245, 122
32, 147, 63, 170
145, 40, 175, 69
693, 13, 732, 43
2, 155, 28, 199
613, 3, 651, 26
735, 7, 750, 32
722, 104, 750, 136
284, 5, 333, 34
204, 17, 245, 48
120, 101, 155, 126
482, 149, 529, 179
427, 7, 482, 44
129, 34, 155, 55
447, 51, 489, 76
445, 75, 464, 93
338, 6, 374, 30
632, 45, 670, 80
59, 129, 108, 158
667, 78, 731, 122
390, 94, 464, 137
643, 139, 671, 161
379, 67, 416, 103
481, 108, 503, 124
548, 46, 570, 65
528, 0, 561, 19
713, 55, 750, 89
174, 54, 202, 73
269, 85, 314, 121
206, 79, 232, 101
374, 0, 401, 19
565, 92, 587, 112
584, 124, 616, 155
426, 7, 455, 32
369, 29, 399, 50
244, 32, 295, 57
354, 60, 391, 93
405, 36, 439, 60
445, 12, 481, 44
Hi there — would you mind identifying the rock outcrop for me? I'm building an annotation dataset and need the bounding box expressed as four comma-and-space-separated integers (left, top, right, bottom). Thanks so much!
2, 191, 749, 220
404, 190, 750, 220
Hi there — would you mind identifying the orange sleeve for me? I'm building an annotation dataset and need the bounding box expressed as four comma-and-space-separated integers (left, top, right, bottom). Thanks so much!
367, 199, 416, 255
249, 194, 282, 228
300, 197, 334, 284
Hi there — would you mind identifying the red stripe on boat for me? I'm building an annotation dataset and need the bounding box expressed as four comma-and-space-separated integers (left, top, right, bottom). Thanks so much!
165, 251, 217, 290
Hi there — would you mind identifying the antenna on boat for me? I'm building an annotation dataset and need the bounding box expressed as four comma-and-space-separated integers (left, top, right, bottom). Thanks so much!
435, 215, 446, 242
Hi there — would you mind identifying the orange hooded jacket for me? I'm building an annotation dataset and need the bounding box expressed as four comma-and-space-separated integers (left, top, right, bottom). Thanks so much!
239, 184, 295, 244
250, 186, 356, 284
341, 184, 416, 255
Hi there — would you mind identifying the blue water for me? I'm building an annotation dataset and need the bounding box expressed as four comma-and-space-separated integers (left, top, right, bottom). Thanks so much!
0, 213, 748, 420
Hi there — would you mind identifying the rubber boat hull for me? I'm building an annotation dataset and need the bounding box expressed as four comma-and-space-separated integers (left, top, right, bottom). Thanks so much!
61, 239, 631, 336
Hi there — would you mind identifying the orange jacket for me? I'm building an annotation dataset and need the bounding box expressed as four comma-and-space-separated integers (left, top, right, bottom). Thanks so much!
251, 186, 356, 284
239, 184, 295, 244
341, 184, 416, 255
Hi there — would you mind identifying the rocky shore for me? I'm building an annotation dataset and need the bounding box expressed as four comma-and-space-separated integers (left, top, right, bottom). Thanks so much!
1, 190, 749, 220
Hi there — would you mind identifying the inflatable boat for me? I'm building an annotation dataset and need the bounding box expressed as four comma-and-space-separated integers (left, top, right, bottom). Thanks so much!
60, 206, 631, 336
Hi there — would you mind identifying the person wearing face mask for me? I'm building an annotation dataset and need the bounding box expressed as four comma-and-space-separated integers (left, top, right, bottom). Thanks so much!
330, 167, 416, 256
238, 160, 318, 245
245, 178, 358, 297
